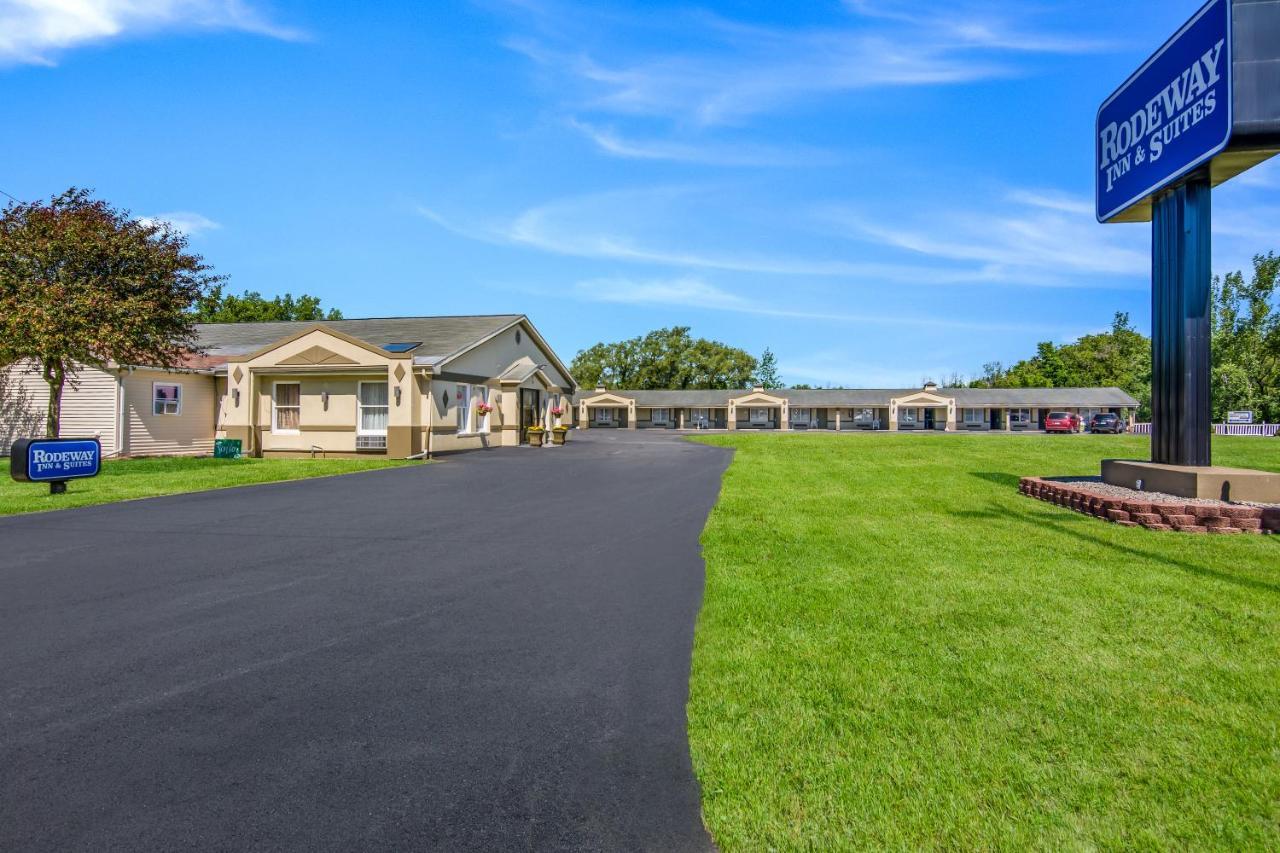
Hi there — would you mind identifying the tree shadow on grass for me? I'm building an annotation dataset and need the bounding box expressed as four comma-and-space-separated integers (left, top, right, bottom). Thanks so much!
952, 502, 1280, 596
971, 471, 1022, 489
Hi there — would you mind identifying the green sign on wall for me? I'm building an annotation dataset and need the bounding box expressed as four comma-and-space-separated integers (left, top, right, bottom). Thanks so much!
213, 439, 242, 459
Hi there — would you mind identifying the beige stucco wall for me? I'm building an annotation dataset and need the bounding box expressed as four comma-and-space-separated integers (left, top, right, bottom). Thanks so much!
427, 376, 506, 452
122, 369, 216, 456
445, 322, 573, 391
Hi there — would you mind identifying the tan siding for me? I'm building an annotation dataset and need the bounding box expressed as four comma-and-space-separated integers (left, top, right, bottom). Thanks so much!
0, 361, 49, 451
446, 322, 574, 389
123, 370, 217, 456
60, 366, 120, 454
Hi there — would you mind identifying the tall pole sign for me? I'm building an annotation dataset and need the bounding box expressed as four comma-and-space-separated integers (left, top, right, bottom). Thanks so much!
1097, 0, 1280, 471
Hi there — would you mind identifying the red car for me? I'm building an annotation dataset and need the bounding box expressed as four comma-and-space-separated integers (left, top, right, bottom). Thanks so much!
1043, 411, 1081, 433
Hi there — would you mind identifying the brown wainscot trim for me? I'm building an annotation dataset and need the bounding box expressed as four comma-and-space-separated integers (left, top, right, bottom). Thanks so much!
387, 426, 415, 458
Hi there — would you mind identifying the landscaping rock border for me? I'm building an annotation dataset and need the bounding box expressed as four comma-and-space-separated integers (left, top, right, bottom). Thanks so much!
1019, 477, 1280, 535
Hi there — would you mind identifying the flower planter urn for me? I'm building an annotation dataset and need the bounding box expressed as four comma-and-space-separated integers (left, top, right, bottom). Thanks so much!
528, 430, 545, 447
551, 428, 567, 446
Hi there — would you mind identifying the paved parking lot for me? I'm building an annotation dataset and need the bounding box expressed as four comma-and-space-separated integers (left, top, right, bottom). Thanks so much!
0, 431, 731, 851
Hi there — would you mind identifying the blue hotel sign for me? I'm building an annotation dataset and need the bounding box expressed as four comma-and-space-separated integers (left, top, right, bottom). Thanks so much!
10, 437, 102, 484
1096, 0, 1232, 222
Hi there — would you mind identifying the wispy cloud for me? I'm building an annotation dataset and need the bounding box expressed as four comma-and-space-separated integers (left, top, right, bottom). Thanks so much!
0, 0, 306, 66
496, 1, 1112, 127
567, 118, 839, 167
138, 210, 221, 235
824, 190, 1149, 283
575, 275, 1061, 333
418, 186, 1144, 289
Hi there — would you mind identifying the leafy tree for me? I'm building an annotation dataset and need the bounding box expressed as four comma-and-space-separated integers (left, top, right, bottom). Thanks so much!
571, 327, 757, 390
1212, 252, 1279, 421
755, 347, 782, 388
0, 188, 222, 436
193, 285, 342, 322
969, 312, 1152, 417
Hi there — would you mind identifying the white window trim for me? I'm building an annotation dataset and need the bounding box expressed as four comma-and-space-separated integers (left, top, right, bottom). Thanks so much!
152, 381, 183, 417
271, 381, 300, 435
475, 386, 491, 434
358, 380, 389, 436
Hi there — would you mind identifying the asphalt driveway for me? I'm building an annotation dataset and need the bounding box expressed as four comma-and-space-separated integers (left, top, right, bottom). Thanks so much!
0, 430, 732, 851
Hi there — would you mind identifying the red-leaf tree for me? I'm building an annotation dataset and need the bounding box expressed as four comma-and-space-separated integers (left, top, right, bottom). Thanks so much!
0, 188, 224, 437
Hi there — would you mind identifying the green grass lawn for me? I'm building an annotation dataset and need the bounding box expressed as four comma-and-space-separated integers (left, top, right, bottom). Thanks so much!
687, 433, 1280, 850
0, 455, 414, 516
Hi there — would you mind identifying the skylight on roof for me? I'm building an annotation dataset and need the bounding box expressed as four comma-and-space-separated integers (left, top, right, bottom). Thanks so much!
382, 342, 422, 353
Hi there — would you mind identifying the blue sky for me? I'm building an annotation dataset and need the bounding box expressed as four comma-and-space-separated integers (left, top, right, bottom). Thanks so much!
3, 0, 1277, 386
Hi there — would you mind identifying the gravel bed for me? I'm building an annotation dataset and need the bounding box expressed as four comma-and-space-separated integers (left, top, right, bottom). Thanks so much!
1044, 476, 1280, 509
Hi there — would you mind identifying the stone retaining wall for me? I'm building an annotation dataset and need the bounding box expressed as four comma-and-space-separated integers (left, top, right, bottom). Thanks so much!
1019, 477, 1280, 534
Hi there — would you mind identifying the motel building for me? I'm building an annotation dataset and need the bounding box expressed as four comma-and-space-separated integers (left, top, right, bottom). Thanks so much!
576, 383, 1139, 432
1, 315, 577, 457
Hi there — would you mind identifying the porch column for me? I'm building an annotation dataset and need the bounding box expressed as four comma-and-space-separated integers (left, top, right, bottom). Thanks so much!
678, 408, 686, 429
889, 400, 899, 431
221, 362, 255, 455
727, 403, 737, 430
835, 409, 841, 431
780, 402, 790, 430
945, 400, 956, 432
627, 401, 637, 430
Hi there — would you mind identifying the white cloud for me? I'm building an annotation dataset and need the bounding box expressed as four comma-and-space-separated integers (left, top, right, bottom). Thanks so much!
138, 210, 221, 235
1005, 188, 1094, 216
567, 118, 839, 167
574, 275, 1060, 333
418, 186, 1142, 289
825, 190, 1149, 283
498, 1, 1111, 127
0, 0, 305, 66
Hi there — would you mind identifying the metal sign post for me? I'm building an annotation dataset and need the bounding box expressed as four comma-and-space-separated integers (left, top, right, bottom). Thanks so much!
1150, 177, 1213, 467
1095, 0, 1280, 500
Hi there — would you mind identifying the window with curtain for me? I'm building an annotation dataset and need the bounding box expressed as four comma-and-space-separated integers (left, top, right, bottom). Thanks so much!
456, 384, 471, 432
963, 408, 984, 424
1010, 408, 1031, 425
358, 382, 389, 435
273, 383, 300, 432
153, 383, 182, 416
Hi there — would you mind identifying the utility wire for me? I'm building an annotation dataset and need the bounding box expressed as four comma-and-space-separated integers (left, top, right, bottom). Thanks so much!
0, 187, 26, 204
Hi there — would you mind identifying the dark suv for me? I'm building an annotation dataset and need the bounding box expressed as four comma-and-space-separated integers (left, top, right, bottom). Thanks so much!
1089, 412, 1125, 434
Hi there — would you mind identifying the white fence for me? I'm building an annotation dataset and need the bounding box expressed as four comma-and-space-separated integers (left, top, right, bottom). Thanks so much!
1129, 423, 1279, 437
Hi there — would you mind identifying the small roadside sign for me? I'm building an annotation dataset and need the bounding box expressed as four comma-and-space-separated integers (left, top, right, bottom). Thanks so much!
10, 437, 102, 494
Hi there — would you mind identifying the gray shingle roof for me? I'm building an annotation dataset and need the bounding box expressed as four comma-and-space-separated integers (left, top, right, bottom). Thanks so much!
194, 315, 523, 360
574, 387, 1139, 408
573, 389, 741, 407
